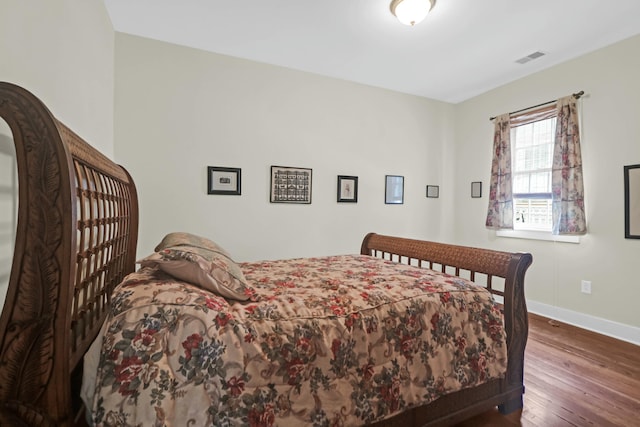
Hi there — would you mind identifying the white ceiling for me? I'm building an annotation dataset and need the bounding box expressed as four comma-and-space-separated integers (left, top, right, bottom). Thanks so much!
104, 0, 640, 103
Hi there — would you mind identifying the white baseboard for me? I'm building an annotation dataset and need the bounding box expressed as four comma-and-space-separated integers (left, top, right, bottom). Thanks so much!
526, 300, 640, 346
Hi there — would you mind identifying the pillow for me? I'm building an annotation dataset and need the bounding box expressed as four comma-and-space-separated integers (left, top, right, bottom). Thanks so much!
154, 231, 231, 258
139, 244, 251, 301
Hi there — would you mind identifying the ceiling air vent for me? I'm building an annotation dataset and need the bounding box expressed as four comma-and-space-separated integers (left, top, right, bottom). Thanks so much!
515, 51, 546, 64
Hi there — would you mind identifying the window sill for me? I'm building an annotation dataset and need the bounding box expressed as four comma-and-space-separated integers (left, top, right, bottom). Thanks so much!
496, 229, 580, 244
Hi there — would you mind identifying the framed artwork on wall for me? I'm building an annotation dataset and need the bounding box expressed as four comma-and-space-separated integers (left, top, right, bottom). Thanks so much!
270, 165, 312, 203
471, 181, 482, 198
426, 185, 439, 198
337, 175, 358, 203
624, 164, 640, 239
207, 166, 241, 195
385, 175, 404, 204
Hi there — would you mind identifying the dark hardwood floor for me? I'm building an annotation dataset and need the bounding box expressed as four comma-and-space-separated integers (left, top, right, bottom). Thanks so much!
456, 313, 640, 427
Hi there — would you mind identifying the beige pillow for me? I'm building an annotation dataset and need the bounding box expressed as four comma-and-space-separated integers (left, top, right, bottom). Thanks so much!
155, 231, 231, 257
139, 244, 251, 301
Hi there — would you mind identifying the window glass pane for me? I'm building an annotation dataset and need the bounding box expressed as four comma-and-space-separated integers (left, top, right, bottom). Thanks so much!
512, 174, 530, 194
511, 115, 556, 231
530, 171, 551, 193
514, 148, 527, 171
533, 118, 555, 144
514, 198, 552, 230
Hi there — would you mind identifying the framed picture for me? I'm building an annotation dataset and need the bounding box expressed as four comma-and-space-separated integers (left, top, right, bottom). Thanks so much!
337, 175, 358, 203
207, 166, 241, 195
426, 185, 439, 198
471, 181, 482, 198
624, 164, 640, 239
270, 165, 312, 203
385, 175, 404, 204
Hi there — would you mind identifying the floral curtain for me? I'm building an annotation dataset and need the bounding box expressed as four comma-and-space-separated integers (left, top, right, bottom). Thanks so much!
485, 114, 513, 229
552, 96, 587, 234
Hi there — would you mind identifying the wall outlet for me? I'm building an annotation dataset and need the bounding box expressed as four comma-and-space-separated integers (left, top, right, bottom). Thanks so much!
581, 280, 592, 294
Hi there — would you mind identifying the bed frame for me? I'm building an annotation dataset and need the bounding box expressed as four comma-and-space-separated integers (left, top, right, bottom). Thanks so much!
0, 82, 532, 426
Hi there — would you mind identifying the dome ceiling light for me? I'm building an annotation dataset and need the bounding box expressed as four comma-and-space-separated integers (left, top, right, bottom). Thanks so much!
390, 0, 437, 26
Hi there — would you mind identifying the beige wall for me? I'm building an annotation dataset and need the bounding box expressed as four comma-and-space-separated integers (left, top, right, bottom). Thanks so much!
0, 0, 115, 156
116, 33, 640, 341
453, 34, 640, 334
0, 0, 114, 310
114, 34, 454, 262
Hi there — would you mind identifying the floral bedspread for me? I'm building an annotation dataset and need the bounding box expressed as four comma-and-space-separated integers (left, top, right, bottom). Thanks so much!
90, 255, 507, 427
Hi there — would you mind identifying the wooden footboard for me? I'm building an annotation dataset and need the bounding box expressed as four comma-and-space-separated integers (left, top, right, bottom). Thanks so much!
362, 233, 532, 426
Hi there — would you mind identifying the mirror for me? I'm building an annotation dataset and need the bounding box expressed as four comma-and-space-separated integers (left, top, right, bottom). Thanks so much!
0, 118, 17, 311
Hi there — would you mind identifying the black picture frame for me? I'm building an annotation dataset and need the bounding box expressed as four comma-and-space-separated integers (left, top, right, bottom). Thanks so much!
426, 185, 439, 198
471, 181, 482, 198
385, 175, 404, 204
337, 175, 358, 203
624, 164, 640, 239
207, 166, 241, 195
270, 165, 312, 204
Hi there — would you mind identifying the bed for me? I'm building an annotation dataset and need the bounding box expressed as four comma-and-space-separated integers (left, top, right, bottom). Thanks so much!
0, 82, 532, 426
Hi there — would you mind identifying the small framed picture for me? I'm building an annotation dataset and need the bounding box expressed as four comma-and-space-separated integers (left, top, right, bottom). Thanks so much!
624, 164, 640, 239
471, 181, 482, 198
385, 175, 404, 204
208, 166, 241, 195
270, 165, 312, 204
426, 185, 439, 198
337, 175, 358, 203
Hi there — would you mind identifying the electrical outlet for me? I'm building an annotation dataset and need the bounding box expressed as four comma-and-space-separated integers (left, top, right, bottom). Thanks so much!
581, 280, 592, 294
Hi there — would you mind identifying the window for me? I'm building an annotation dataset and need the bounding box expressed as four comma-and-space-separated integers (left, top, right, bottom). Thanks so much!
489, 94, 585, 239
511, 108, 556, 231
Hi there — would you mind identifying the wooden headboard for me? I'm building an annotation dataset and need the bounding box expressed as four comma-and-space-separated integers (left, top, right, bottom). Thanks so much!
0, 82, 139, 426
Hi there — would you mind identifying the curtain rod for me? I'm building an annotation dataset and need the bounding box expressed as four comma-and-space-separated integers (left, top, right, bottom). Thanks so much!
489, 90, 584, 121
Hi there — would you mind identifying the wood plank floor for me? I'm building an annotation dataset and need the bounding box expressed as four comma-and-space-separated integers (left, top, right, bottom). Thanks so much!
455, 313, 640, 427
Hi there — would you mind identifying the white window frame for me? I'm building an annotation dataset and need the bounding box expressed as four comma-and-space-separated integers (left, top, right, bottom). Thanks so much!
498, 105, 581, 243
511, 114, 555, 232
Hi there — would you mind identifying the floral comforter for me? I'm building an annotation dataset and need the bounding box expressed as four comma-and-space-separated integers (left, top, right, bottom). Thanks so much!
90, 255, 507, 426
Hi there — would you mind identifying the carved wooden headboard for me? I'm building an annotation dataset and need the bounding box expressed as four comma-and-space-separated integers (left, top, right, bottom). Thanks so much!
0, 82, 139, 426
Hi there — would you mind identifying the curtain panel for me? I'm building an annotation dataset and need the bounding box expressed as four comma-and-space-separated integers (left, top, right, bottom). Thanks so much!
485, 114, 513, 229
552, 96, 587, 235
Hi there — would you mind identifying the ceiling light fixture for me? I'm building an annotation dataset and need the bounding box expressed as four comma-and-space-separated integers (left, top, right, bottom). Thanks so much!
390, 0, 436, 26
